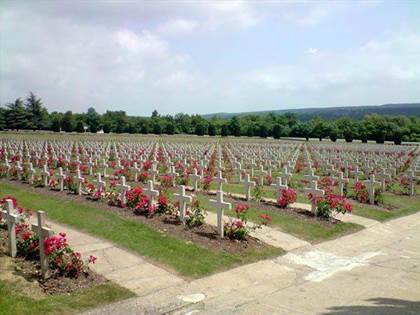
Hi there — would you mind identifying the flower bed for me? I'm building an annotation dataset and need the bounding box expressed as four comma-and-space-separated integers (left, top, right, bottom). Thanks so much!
7, 182, 278, 255
0, 197, 103, 295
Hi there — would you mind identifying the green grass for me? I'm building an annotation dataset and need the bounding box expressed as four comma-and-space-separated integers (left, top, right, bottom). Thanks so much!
352, 193, 420, 222
0, 182, 284, 278
195, 194, 363, 243
0, 280, 134, 315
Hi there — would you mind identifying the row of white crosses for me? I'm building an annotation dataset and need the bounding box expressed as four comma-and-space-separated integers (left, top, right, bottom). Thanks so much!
1, 199, 53, 278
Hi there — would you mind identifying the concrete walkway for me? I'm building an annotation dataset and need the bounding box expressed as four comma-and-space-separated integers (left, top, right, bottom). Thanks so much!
83, 211, 420, 315
37, 220, 192, 313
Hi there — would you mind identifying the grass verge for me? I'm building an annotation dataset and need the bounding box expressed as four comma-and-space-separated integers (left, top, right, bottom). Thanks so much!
0, 181, 284, 278
195, 195, 363, 243
352, 193, 420, 222
0, 279, 134, 315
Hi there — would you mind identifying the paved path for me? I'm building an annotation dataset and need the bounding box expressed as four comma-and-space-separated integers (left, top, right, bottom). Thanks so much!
35, 220, 193, 313
82, 211, 420, 315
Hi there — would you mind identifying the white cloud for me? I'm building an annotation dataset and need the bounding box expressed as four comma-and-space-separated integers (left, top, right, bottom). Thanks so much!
243, 30, 420, 107
0, 1, 418, 115
157, 18, 198, 35
113, 29, 168, 57
307, 48, 319, 55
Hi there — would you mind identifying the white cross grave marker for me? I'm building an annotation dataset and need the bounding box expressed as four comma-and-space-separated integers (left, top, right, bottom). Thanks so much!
242, 173, 256, 201
1, 199, 21, 257
144, 180, 159, 206
213, 170, 227, 191
209, 190, 231, 238
189, 168, 202, 191
304, 181, 325, 214
364, 175, 380, 205
116, 176, 131, 205
31, 211, 54, 279
174, 185, 192, 225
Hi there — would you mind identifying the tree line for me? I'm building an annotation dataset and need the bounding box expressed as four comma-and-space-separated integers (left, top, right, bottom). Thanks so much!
1, 92, 419, 144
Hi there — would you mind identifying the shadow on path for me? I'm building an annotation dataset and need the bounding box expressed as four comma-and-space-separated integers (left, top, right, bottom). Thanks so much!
322, 298, 420, 315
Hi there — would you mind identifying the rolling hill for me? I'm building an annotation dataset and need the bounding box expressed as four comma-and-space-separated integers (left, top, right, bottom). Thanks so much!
202, 103, 420, 120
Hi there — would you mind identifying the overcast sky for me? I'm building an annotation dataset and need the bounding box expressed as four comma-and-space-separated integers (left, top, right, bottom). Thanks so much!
1, 0, 419, 116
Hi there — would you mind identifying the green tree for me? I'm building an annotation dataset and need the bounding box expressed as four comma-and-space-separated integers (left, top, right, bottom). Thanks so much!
221, 124, 229, 137
5, 98, 27, 130
329, 124, 339, 142
75, 120, 85, 133
49, 112, 63, 132
25, 92, 48, 130
229, 116, 241, 137
208, 122, 216, 136
272, 124, 284, 139
258, 124, 268, 138
85, 107, 101, 133
61, 111, 75, 132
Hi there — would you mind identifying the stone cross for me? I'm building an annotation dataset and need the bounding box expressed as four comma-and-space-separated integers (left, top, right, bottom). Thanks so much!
16, 161, 23, 180
213, 170, 227, 191
100, 159, 108, 177
4, 159, 11, 177
209, 190, 231, 238
1, 199, 21, 257
407, 170, 418, 196
174, 185, 192, 225
132, 162, 141, 182
333, 171, 349, 196
271, 177, 288, 199
364, 175, 380, 205
377, 168, 391, 191
116, 176, 131, 205
281, 166, 292, 186
304, 169, 319, 187
27, 162, 35, 184
93, 173, 106, 191
242, 174, 256, 201
150, 164, 159, 184
235, 162, 242, 181
250, 160, 257, 177
259, 166, 267, 186
87, 157, 94, 175
304, 181, 325, 214
189, 168, 202, 191
31, 211, 54, 279
57, 167, 66, 191
75, 169, 84, 195
41, 164, 50, 187
168, 166, 177, 187
15, 161, 23, 180
144, 180, 159, 206
351, 166, 363, 181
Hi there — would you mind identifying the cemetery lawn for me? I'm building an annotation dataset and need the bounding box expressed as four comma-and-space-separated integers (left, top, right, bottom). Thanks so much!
195, 195, 363, 243
0, 279, 134, 315
0, 182, 284, 278
352, 193, 420, 222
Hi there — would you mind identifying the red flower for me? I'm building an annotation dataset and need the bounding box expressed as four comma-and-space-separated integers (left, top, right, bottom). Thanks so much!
234, 203, 249, 215
259, 213, 272, 225
277, 188, 297, 208
88, 255, 97, 264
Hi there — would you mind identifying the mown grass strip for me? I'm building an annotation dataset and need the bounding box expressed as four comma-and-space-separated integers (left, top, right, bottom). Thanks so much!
0, 280, 135, 315
0, 182, 283, 278
352, 192, 420, 222
195, 194, 363, 243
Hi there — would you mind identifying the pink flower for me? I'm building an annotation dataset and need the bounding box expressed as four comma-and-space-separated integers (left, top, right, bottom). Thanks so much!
88, 255, 97, 264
